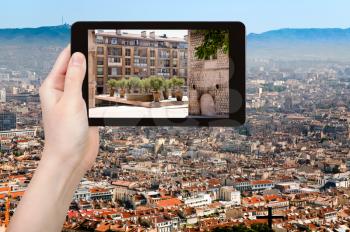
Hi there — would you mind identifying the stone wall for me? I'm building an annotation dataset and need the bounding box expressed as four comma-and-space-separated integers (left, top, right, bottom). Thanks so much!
88, 30, 96, 108
188, 30, 229, 117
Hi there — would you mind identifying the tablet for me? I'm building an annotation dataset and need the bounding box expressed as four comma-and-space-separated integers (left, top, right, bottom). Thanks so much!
71, 21, 245, 126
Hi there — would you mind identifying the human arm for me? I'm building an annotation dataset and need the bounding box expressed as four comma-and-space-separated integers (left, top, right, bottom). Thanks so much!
8, 46, 99, 232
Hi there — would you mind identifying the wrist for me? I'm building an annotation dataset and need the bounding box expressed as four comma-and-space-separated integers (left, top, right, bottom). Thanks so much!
41, 146, 87, 176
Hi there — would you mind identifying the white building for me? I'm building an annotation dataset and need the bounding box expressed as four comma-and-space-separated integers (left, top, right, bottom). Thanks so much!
219, 186, 241, 205
0, 89, 6, 103
184, 194, 212, 207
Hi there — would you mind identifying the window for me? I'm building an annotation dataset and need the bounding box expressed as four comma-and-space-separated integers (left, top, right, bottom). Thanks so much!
172, 59, 178, 67
125, 58, 131, 66
134, 58, 139, 64
108, 57, 121, 64
179, 51, 187, 59
150, 68, 155, 75
179, 68, 187, 77
108, 47, 122, 56
97, 47, 104, 55
96, 36, 104, 44
150, 50, 155, 57
125, 48, 131, 56
97, 57, 104, 65
150, 59, 155, 66
108, 67, 122, 76
139, 48, 147, 57
125, 68, 131, 75
97, 67, 104, 75
172, 50, 178, 58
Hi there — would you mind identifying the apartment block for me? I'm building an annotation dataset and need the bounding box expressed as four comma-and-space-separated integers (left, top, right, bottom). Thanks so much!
89, 30, 188, 95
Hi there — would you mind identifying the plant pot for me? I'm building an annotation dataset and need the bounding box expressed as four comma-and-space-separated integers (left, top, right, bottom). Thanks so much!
109, 88, 115, 97
171, 89, 176, 98
119, 89, 126, 98
175, 90, 183, 101
126, 93, 153, 102
163, 90, 170, 100
153, 91, 161, 102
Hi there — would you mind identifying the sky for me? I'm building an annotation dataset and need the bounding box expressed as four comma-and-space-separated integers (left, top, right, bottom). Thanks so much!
1, 0, 349, 33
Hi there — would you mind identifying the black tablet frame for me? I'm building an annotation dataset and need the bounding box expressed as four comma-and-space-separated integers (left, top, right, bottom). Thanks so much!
71, 21, 245, 127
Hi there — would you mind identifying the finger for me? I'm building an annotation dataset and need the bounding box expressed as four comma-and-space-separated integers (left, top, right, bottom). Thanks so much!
45, 45, 71, 92
39, 45, 71, 111
63, 52, 86, 99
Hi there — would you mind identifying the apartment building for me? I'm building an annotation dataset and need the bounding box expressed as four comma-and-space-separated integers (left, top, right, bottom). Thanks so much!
89, 30, 188, 95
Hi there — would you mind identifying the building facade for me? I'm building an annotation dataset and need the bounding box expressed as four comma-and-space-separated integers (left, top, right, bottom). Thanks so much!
0, 112, 16, 131
88, 30, 188, 97
219, 186, 241, 205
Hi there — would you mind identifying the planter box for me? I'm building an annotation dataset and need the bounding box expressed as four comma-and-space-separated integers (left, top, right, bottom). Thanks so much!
126, 93, 153, 102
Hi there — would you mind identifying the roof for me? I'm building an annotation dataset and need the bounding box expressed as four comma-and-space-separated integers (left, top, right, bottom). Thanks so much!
251, 180, 273, 185
89, 187, 109, 193
156, 198, 183, 208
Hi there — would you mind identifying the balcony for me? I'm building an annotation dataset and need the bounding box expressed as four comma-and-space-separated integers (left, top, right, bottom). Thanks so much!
157, 73, 170, 77
134, 63, 147, 68
108, 61, 122, 66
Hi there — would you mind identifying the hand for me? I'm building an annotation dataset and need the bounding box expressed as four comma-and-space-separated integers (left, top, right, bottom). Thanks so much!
39, 45, 99, 173
8, 45, 99, 232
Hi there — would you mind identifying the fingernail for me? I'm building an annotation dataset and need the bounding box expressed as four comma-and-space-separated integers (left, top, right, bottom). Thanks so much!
71, 53, 84, 66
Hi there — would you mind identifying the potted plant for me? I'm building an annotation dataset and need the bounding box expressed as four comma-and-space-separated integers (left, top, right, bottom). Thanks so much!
163, 79, 172, 100
172, 77, 185, 101
141, 78, 151, 94
107, 79, 117, 97
170, 76, 177, 98
128, 76, 142, 93
149, 76, 164, 102
126, 78, 132, 93
116, 79, 127, 98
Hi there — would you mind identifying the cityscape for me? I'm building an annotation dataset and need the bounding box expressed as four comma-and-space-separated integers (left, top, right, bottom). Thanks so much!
0, 25, 350, 232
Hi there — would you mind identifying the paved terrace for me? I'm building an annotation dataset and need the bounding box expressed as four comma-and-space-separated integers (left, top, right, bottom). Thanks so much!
89, 95, 189, 118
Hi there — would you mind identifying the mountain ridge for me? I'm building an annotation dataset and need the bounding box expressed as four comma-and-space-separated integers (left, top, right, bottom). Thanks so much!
1, 25, 350, 60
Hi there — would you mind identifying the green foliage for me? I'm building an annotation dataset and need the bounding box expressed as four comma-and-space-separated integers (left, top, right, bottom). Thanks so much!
211, 224, 273, 232
262, 83, 286, 92
149, 76, 165, 91
194, 29, 229, 60
13, 150, 23, 157
141, 78, 151, 93
171, 77, 185, 88
128, 76, 142, 90
107, 79, 117, 88
164, 79, 172, 90
116, 79, 127, 89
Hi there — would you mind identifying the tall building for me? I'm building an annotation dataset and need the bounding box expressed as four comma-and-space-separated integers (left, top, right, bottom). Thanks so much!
0, 88, 6, 103
0, 112, 16, 131
219, 186, 241, 205
89, 30, 188, 95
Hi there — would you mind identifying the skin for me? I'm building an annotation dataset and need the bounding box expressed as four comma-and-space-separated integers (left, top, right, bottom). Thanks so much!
8, 45, 99, 232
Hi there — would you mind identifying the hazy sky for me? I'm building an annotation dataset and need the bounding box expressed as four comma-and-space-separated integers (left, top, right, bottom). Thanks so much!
1, 0, 349, 33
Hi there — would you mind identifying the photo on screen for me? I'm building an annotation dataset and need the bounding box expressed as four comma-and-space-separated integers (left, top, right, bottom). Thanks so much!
87, 29, 230, 119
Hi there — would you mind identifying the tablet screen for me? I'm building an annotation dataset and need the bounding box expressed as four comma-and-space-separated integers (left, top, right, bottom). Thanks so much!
87, 29, 230, 119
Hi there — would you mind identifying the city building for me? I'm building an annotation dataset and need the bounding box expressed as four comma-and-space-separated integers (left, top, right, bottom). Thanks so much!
0, 88, 6, 103
183, 193, 212, 207
0, 112, 16, 131
88, 30, 188, 103
219, 186, 241, 205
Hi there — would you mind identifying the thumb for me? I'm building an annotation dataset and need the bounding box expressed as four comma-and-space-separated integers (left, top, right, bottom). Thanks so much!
63, 52, 86, 99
